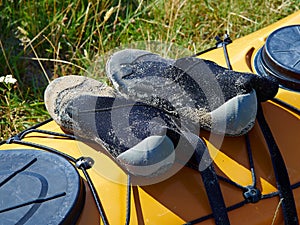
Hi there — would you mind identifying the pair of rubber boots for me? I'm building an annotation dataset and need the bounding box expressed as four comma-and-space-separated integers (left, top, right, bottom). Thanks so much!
45, 49, 278, 177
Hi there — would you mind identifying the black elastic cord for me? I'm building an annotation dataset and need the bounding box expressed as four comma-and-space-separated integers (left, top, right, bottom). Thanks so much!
217, 175, 245, 190
193, 35, 232, 70
262, 191, 279, 199
257, 103, 298, 225
0, 118, 54, 145
184, 200, 247, 225
19, 129, 76, 140
25, 118, 53, 130
291, 181, 300, 189
245, 134, 257, 187
191, 46, 217, 57
18, 118, 53, 135
81, 168, 109, 225
216, 134, 259, 193
272, 98, 300, 115
223, 47, 232, 70
215, 34, 233, 70
10, 139, 77, 163
192, 35, 232, 60
185, 189, 283, 225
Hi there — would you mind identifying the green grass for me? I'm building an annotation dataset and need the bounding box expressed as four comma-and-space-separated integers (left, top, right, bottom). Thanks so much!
0, 0, 299, 141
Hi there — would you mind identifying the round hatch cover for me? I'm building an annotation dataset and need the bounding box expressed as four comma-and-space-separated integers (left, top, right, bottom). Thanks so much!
254, 25, 300, 90
0, 149, 85, 225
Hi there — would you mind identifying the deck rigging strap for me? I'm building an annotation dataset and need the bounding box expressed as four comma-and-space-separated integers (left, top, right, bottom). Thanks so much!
184, 132, 230, 225
197, 153, 230, 225
257, 103, 299, 225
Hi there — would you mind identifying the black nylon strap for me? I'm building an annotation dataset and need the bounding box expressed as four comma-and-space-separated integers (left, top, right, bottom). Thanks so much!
257, 103, 298, 225
184, 132, 230, 225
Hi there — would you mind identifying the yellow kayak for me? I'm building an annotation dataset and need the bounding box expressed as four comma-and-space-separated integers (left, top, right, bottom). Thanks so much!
0, 10, 299, 225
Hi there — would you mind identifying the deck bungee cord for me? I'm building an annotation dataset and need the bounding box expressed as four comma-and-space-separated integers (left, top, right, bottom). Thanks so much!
272, 98, 300, 115
185, 37, 300, 224
2, 99, 300, 225
221, 35, 298, 224
183, 129, 292, 224
225, 32, 299, 223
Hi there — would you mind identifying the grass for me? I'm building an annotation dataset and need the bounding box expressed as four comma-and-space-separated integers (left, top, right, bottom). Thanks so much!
0, 0, 299, 141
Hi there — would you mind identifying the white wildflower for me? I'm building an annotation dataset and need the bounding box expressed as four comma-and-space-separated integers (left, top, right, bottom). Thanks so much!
0, 75, 17, 84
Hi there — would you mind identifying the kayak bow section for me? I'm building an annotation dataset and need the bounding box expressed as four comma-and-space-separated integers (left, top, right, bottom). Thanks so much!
0, 101, 300, 224
0, 10, 300, 225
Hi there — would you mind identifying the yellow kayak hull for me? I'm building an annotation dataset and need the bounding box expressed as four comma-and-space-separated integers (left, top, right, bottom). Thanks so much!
1, 10, 300, 225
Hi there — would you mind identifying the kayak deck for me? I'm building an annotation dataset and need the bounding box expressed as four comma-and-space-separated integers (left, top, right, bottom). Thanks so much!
0, 10, 300, 225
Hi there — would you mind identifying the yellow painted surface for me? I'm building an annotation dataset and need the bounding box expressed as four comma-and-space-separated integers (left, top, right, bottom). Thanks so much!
1, 10, 300, 225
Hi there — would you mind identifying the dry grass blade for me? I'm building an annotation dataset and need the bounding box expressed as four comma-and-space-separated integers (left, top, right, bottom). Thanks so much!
22, 57, 91, 76
28, 42, 51, 83
271, 198, 284, 225
0, 40, 14, 75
